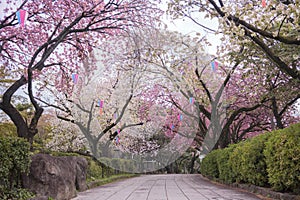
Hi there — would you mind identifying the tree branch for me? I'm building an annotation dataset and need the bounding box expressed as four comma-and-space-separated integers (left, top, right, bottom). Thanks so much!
279, 93, 300, 116
57, 115, 75, 124
195, 68, 212, 103
248, 32, 300, 80
207, 0, 300, 45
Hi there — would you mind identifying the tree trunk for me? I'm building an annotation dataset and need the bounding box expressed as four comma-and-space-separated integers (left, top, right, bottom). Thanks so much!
189, 152, 197, 174
0, 76, 42, 149
0, 77, 28, 138
90, 140, 100, 158
271, 97, 284, 129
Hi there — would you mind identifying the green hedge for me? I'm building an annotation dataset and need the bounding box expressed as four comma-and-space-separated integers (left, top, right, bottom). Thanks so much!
229, 133, 270, 186
217, 144, 237, 184
0, 136, 33, 199
264, 123, 300, 193
201, 123, 300, 194
86, 157, 137, 181
99, 157, 115, 177
86, 157, 104, 181
228, 142, 245, 183
200, 149, 221, 179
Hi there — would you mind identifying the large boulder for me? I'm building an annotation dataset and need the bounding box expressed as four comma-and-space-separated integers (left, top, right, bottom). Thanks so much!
23, 154, 88, 200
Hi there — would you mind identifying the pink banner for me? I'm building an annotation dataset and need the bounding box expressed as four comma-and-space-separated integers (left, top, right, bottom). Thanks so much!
16, 10, 28, 27
72, 73, 78, 84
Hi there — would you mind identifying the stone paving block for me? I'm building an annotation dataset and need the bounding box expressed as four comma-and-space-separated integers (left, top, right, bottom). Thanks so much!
72, 174, 261, 200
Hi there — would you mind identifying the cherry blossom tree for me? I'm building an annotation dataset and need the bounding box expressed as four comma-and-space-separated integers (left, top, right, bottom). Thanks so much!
226, 68, 299, 134
166, 0, 300, 149
263, 73, 300, 129
119, 29, 215, 153
167, 0, 300, 81
0, 0, 162, 147
38, 55, 147, 157
45, 120, 87, 152
120, 27, 298, 155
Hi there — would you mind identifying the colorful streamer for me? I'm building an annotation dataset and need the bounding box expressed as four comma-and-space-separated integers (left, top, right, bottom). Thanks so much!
189, 97, 195, 104
215, 61, 218, 70
170, 124, 175, 130
211, 61, 218, 72
71, 73, 78, 84
99, 108, 103, 115
117, 129, 120, 134
177, 114, 183, 121
98, 100, 104, 108
115, 136, 119, 144
16, 9, 28, 27
262, 0, 266, 7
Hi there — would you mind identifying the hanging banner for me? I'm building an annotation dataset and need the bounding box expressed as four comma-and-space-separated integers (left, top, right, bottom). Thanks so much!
211, 61, 218, 72
71, 73, 78, 84
262, 0, 266, 7
115, 136, 119, 144
189, 97, 195, 104
99, 108, 103, 115
16, 9, 28, 27
215, 61, 218, 71
170, 124, 175, 130
177, 114, 183, 121
98, 100, 104, 108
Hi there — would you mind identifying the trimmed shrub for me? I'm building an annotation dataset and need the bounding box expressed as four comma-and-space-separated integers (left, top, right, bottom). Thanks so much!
229, 133, 270, 186
202, 123, 300, 195
216, 144, 237, 183
86, 158, 103, 181
0, 136, 32, 199
200, 149, 221, 179
228, 141, 246, 183
264, 123, 300, 194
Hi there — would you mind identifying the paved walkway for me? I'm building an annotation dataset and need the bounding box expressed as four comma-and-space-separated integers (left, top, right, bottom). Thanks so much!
72, 174, 262, 200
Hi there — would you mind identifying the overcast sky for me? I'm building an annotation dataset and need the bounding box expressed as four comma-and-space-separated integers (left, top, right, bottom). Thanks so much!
160, 1, 221, 56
